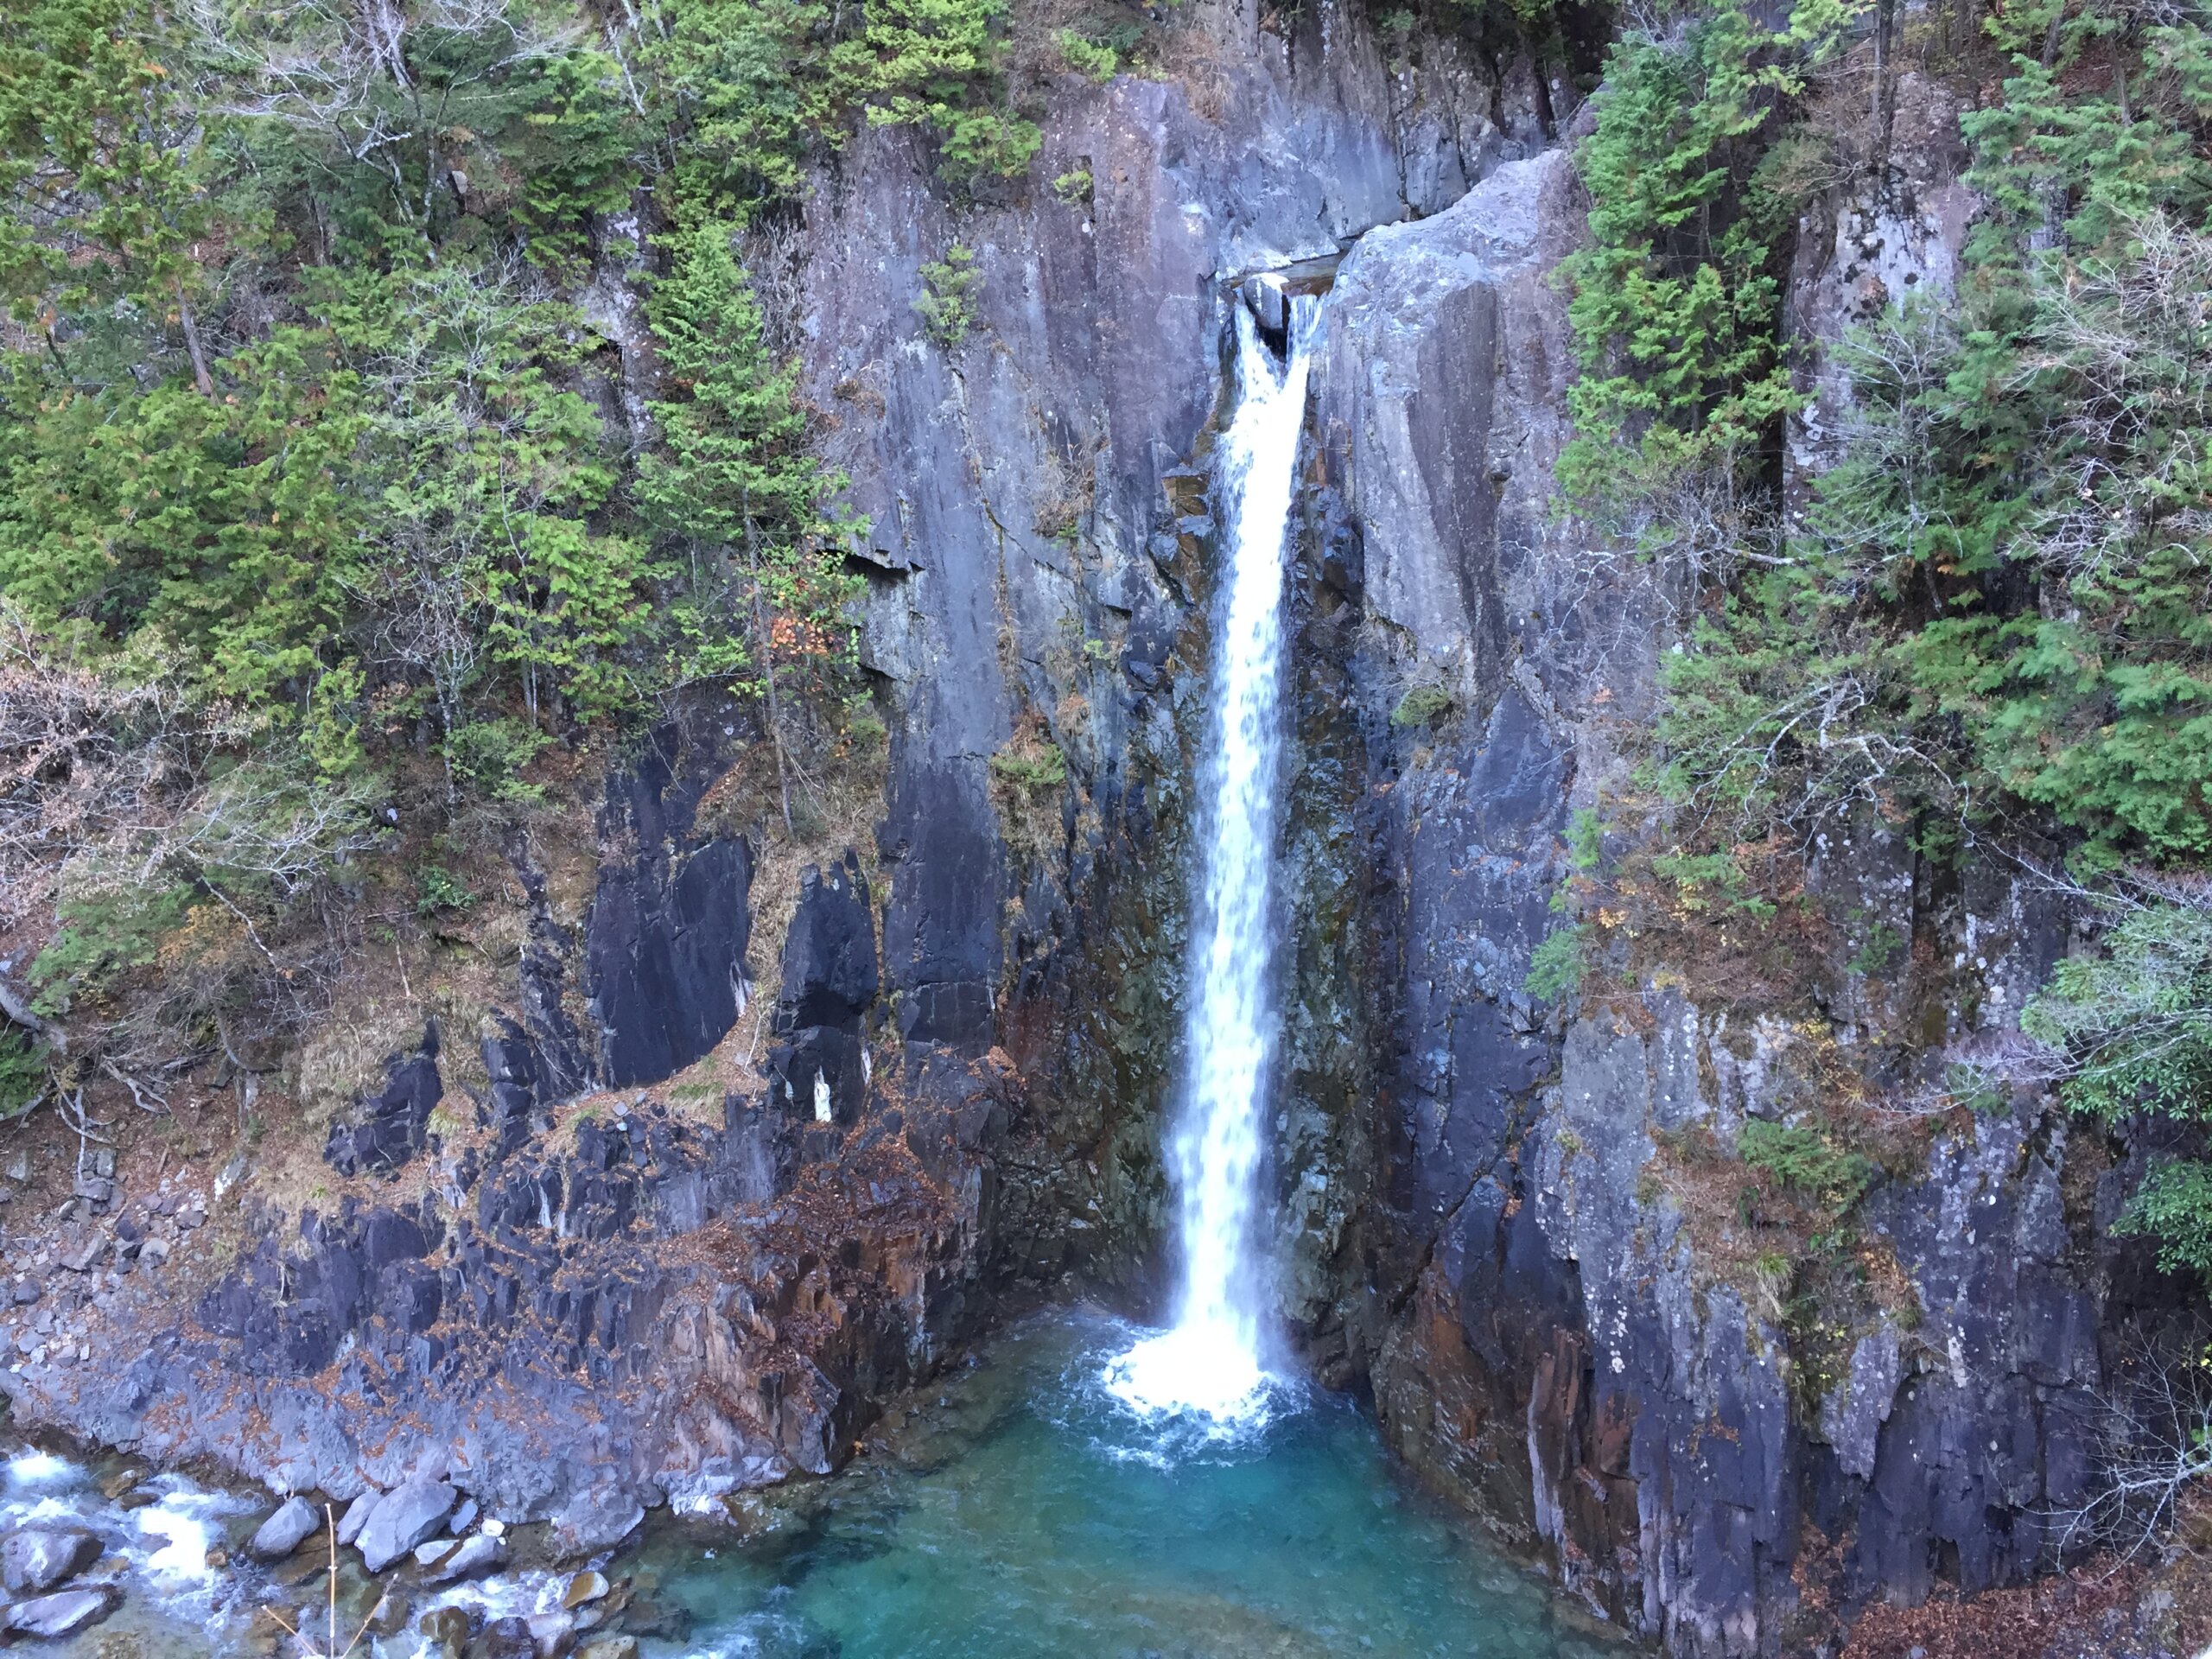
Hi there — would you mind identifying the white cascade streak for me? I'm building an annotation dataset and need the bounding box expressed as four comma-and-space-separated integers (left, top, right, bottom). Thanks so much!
1106, 289, 1316, 1431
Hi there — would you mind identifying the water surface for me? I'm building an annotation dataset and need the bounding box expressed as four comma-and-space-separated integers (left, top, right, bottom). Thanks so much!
0, 1310, 1624, 1658
645, 1309, 1623, 1659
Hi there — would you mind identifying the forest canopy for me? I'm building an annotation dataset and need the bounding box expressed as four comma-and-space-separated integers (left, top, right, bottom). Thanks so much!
0, 0, 1056, 1098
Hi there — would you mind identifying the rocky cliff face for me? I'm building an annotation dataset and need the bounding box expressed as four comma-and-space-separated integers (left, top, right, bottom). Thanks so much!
1268, 74, 2179, 1659
791, 0, 1565, 1299
0, 13, 2180, 1656
0, 0, 1573, 1557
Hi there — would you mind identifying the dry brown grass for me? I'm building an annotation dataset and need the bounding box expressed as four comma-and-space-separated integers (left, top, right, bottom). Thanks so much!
1839, 1560, 2177, 1659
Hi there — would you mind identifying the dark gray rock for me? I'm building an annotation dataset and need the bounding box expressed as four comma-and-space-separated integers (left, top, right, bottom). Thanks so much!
356, 1478, 457, 1573
480, 1015, 546, 1160
0, 1529, 99, 1594
587, 722, 753, 1088
549, 1484, 643, 1561
248, 1496, 320, 1560
766, 854, 879, 1133
323, 1029, 443, 1178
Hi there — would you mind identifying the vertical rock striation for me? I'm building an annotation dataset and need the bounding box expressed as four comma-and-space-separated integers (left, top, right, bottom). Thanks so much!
1282, 80, 2180, 1659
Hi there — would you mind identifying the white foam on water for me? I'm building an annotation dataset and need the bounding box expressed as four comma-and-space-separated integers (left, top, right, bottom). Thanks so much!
131, 1478, 256, 1607
137, 1504, 216, 1588
1103, 291, 1321, 1439
366, 1567, 568, 1659
1100, 1322, 1268, 1431
5, 1448, 77, 1489
10, 1494, 86, 1525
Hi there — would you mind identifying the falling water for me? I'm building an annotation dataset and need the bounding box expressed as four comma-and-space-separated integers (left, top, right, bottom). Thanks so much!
1105, 284, 1317, 1431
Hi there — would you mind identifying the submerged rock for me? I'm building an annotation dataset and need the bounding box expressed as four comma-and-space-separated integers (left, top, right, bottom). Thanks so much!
366, 1587, 410, 1635
562, 1569, 609, 1608
467, 1614, 538, 1658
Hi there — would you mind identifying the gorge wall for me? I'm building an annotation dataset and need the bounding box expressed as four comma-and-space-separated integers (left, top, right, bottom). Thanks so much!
810, 22, 2177, 1651
0, 7, 2187, 1657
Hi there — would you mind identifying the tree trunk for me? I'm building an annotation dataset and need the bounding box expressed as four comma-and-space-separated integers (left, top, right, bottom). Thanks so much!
177, 284, 214, 398
747, 528, 794, 836
1872, 0, 1894, 170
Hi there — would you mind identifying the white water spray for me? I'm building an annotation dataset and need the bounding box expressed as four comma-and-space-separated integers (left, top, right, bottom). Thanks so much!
1106, 286, 1317, 1430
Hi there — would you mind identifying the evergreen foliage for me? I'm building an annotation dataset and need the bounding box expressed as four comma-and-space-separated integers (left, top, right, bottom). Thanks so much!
639, 220, 861, 830
914, 243, 983, 346
1560, 3, 1799, 517
828, 0, 1039, 180
2025, 886, 2212, 1272
0, 0, 957, 1078
1560, 0, 2212, 1274
1614, 0, 2212, 864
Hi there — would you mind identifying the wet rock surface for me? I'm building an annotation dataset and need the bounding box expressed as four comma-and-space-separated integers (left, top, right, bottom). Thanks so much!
245, 1497, 317, 1561
356, 1480, 457, 1573
7, 1585, 118, 1637
2, 1527, 100, 1593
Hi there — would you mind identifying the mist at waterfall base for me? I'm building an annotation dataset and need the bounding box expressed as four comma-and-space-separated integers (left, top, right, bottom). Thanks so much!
1103, 289, 1313, 1435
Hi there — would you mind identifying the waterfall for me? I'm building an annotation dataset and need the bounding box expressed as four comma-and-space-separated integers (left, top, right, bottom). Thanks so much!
1105, 284, 1318, 1430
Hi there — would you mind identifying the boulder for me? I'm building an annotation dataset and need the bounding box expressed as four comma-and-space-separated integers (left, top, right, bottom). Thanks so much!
1, 1529, 99, 1594
249, 1496, 321, 1560
335, 1491, 378, 1547
356, 1478, 457, 1573
549, 1485, 644, 1561
416, 1532, 505, 1583
577, 1637, 639, 1659
562, 1569, 609, 1608
467, 1615, 538, 1658
6, 1585, 118, 1638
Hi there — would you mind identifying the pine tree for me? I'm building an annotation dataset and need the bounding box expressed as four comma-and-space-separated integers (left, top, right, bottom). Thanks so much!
639, 221, 859, 831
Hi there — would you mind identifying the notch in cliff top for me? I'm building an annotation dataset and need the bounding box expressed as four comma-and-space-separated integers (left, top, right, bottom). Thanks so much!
1232, 255, 1343, 357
